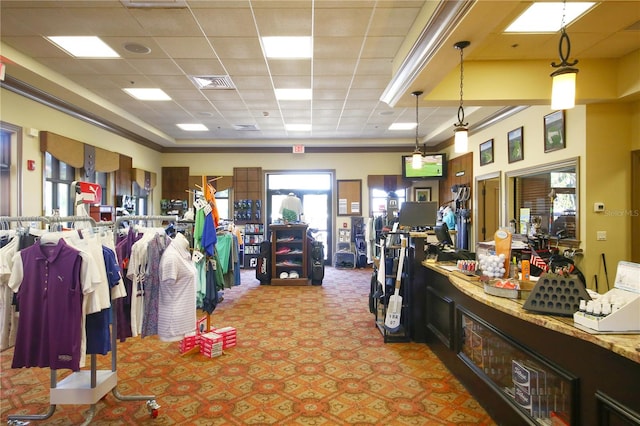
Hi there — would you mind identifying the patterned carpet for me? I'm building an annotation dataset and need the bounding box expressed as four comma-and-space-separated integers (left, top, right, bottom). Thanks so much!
1, 267, 496, 425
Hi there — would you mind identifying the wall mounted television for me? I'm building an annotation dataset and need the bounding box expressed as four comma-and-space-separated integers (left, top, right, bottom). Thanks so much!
402, 153, 447, 180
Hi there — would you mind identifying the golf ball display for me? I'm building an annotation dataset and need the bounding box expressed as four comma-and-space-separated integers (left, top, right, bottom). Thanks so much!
478, 253, 506, 278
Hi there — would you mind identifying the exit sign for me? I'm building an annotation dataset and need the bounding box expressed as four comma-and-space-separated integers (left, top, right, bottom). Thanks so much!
292, 144, 305, 154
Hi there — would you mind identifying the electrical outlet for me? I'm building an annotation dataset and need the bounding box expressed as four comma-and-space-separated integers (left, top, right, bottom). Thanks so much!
597, 231, 607, 241
594, 202, 605, 212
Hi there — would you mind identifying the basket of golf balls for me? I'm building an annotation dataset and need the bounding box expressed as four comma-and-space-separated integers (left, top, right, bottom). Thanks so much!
477, 253, 506, 279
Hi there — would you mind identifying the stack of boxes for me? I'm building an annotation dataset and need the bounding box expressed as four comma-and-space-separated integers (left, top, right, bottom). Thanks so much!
200, 332, 224, 358
178, 316, 237, 357
211, 326, 237, 349
179, 331, 200, 354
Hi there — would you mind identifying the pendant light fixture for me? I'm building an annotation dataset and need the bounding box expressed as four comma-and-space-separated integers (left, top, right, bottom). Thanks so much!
550, 1, 578, 110
453, 41, 470, 153
411, 90, 424, 169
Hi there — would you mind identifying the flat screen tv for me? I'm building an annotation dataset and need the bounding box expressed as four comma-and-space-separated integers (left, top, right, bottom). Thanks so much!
398, 201, 438, 228
402, 153, 447, 180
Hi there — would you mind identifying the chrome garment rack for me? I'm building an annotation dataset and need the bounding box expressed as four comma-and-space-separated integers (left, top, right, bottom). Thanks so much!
6, 215, 159, 425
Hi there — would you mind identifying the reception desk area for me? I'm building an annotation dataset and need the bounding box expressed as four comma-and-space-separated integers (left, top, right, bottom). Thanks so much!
413, 259, 640, 425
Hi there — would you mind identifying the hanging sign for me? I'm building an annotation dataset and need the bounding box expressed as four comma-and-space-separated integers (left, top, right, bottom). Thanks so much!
73, 181, 102, 204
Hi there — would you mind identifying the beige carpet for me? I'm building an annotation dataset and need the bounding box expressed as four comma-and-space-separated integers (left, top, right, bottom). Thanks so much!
1, 267, 496, 425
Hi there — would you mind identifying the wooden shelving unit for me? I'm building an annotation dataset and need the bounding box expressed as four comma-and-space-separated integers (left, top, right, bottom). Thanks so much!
270, 224, 309, 286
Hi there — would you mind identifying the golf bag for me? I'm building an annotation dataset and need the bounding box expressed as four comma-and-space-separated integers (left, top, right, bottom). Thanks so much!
355, 233, 367, 268
256, 240, 271, 284
310, 241, 325, 285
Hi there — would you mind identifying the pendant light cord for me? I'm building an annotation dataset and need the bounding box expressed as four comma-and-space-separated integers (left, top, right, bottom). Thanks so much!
411, 91, 423, 152
415, 92, 419, 150
458, 46, 465, 125
453, 41, 470, 128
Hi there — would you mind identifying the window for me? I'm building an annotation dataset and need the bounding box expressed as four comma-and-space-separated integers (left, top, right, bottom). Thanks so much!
0, 131, 10, 216
371, 188, 406, 218
507, 159, 579, 241
215, 189, 230, 221
44, 152, 76, 216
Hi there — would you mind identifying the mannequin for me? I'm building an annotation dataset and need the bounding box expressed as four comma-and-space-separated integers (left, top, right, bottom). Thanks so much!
279, 193, 303, 222
158, 232, 197, 342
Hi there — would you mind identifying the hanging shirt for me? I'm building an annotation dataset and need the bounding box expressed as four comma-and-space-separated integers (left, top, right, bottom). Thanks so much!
279, 195, 303, 221
9, 240, 95, 371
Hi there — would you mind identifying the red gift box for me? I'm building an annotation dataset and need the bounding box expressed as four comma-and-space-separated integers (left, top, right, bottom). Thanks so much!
211, 326, 237, 349
200, 332, 223, 358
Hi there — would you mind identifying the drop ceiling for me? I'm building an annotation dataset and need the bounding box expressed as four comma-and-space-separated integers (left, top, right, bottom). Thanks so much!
0, 0, 638, 152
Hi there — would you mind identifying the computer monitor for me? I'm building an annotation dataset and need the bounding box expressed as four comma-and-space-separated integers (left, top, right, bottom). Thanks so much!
434, 222, 454, 247
398, 201, 438, 229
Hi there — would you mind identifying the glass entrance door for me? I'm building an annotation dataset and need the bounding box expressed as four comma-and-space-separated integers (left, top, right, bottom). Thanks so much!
266, 173, 332, 263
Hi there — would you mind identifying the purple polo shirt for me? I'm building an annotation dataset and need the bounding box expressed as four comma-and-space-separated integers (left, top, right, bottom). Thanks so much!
10, 239, 84, 371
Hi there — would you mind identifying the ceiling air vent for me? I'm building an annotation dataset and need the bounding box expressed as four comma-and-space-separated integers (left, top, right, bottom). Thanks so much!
189, 75, 236, 90
233, 124, 259, 131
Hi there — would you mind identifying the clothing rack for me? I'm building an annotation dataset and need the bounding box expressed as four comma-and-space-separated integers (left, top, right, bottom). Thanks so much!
0, 216, 50, 229
6, 215, 159, 425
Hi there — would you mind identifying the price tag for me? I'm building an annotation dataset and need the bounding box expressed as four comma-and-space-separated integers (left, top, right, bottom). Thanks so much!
194, 199, 207, 210
203, 203, 212, 216
192, 250, 204, 263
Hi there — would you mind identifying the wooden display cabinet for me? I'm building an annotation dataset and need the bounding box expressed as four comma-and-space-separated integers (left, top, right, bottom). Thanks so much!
270, 224, 309, 286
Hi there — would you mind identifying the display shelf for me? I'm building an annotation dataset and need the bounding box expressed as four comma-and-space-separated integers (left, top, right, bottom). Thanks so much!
243, 223, 265, 269
458, 308, 577, 425
50, 370, 118, 405
270, 224, 309, 286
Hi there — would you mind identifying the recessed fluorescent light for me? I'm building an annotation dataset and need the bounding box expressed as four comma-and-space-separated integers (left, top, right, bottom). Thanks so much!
46, 36, 120, 58
275, 88, 312, 101
389, 123, 416, 131
286, 124, 311, 131
505, 2, 595, 33
177, 123, 208, 131
262, 36, 312, 58
123, 88, 171, 101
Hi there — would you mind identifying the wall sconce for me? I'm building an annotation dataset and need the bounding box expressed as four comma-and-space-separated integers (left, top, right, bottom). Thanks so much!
411, 90, 424, 169
453, 41, 470, 153
551, 2, 579, 110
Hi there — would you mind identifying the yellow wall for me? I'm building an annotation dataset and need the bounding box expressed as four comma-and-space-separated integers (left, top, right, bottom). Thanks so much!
584, 102, 635, 288
445, 102, 635, 290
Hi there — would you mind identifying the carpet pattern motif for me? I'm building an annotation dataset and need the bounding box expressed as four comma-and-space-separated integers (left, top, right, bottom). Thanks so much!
2, 267, 496, 425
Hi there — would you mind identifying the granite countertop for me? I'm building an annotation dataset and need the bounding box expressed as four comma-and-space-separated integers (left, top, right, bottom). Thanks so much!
423, 261, 640, 365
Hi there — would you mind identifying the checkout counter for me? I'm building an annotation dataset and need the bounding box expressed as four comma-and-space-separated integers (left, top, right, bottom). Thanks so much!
408, 235, 639, 426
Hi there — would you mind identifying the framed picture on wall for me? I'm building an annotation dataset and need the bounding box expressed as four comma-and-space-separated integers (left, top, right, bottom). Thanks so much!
414, 187, 431, 202
479, 139, 494, 166
507, 126, 524, 163
544, 110, 566, 153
